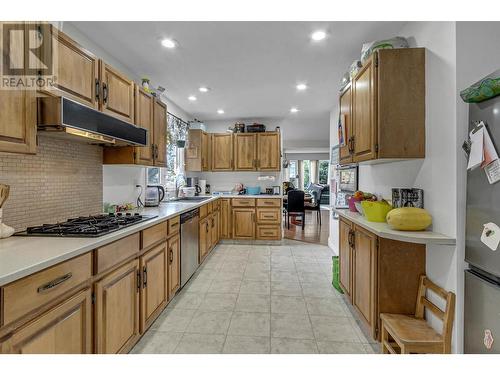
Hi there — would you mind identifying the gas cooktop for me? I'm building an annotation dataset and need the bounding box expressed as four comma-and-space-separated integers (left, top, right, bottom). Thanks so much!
16, 213, 157, 238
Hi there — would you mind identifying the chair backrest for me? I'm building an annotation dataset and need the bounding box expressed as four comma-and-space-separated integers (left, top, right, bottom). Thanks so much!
287, 190, 305, 213
415, 275, 456, 352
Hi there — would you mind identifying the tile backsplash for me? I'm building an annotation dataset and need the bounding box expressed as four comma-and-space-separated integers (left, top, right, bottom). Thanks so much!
0, 134, 103, 231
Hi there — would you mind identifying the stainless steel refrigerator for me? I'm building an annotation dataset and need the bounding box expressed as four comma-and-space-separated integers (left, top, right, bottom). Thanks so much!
465, 94, 500, 353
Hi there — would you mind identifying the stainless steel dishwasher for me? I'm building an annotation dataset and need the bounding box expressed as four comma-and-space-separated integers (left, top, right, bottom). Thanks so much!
180, 208, 199, 287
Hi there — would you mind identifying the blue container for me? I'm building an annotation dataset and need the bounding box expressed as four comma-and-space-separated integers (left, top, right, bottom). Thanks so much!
246, 186, 261, 195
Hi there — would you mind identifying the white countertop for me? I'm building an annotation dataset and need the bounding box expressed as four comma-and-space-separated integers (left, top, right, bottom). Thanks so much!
334, 208, 456, 246
0, 194, 282, 287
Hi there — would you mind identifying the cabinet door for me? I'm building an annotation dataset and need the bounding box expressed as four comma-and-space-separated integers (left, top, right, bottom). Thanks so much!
352, 225, 377, 333
211, 133, 233, 171
220, 199, 232, 239
2, 289, 92, 354
0, 23, 36, 154
234, 133, 257, 171
339, 218, 353, 300
99, 61, 135, 123
211, 211, 219, 248
201, 131, 210, 171
140, 243, 168, 332
95, 259, 140, 354
49, 27, 99, 109
167, 234, 181, 299
339, 85, 353, 164
257, 132, 280, 171
135, 86, 154, 165
232, 208, 255, 239
352, 55, 377, 162
199, 217, 209, 262
153, 99, 167, 167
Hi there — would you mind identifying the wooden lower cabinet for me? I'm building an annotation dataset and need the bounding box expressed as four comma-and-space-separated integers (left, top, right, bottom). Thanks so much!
352, 225, 377, 332
210, 211, 220, 248
232, 208, 255, 239
199, 217, 210, 262
220, 199, 232, 239
338, 218, 353, 301
167, 234, 181, 299
140, 242, 168, 332
94, 259, 140, 354
339, 219, 426, 340
1, 288, 92, 354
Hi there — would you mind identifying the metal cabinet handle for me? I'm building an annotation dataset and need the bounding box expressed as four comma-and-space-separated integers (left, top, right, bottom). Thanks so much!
143, 266, 147, 287
102, 82, 108, 105
169, 248, 173, 263
137, 270, 141, 291
95, 79, 100, 102
206, 222, 209, 233
37, 273, 72, 293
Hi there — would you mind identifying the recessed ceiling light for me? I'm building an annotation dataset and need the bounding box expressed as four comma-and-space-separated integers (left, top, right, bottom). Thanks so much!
199, 87, 210, 93
290, 107, 299, 113
161, 38, 176, 49
188, 95, 197, 101
217, 109, 225, 114
311, 30, 326, 41
296, 83, 307, 91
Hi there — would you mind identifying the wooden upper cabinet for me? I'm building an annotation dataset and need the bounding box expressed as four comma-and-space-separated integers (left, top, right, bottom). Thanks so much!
212, 133, 233, 171
185, 129, 210, 172
167, 234, 180, 299
350, 48, 425, 163
134, 86, 154, 165
257, 132, 281, 171
339, 85, 353, 165
339, 218, 353, 301
99, 61, 135, 123
153, 99, 167, 167
352, 55, 377, 162
2, 288, 92, 354
234, 133, 257, 171
140, 243, 168, 332
48, 27, 99, 109
0, 22, 36, 155
95, 259, 140, 354
232, 208, 255, 240
201, 131, 211, 171
352, 225, 377, 332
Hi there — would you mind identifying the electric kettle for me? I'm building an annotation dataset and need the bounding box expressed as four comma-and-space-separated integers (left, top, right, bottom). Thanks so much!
145, 185, 165, 207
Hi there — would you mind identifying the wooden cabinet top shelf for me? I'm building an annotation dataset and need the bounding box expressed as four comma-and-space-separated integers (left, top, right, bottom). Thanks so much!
334, 208, 455, 245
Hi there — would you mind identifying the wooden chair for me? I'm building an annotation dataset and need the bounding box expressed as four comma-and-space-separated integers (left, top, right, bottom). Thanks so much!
380, 275, 455, 354
285, 190, 305, 230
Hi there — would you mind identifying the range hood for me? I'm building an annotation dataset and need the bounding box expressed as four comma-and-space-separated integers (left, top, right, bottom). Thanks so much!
37, 96, 147, 146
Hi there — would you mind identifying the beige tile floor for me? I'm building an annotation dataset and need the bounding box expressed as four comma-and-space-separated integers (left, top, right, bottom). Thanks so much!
131, 240, 379, 354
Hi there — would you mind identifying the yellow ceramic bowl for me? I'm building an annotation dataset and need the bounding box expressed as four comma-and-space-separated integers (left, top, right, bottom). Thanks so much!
360, 201, 392, 222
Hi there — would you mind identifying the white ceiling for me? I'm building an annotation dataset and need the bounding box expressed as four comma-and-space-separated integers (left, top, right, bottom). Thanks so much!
70, 21, 406, 142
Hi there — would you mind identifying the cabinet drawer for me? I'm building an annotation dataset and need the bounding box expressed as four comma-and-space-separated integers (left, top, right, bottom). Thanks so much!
96, 233, 140, 274
2, 253, 92, 325
256, 208, 281, 224
207, 201, 213, 214
142, 222, 168, 249
214, 199, 221, 211
199, 204, 208, 219
168, 216, 180, 236
257, 198, 281, 207
256, 225, 281, 240
232, 198, 256, 207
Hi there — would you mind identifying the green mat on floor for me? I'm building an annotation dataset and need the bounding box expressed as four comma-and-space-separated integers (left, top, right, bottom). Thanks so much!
332, 256, 343, 294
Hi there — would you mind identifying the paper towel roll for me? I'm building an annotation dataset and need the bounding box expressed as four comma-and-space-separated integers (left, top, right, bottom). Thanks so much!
199, 180, 206, 195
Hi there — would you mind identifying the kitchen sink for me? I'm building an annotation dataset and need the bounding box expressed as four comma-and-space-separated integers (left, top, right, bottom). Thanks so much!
174, 196, 212, 202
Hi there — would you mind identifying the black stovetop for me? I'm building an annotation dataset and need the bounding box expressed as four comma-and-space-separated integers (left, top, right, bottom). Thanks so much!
16, 213, 157, 238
